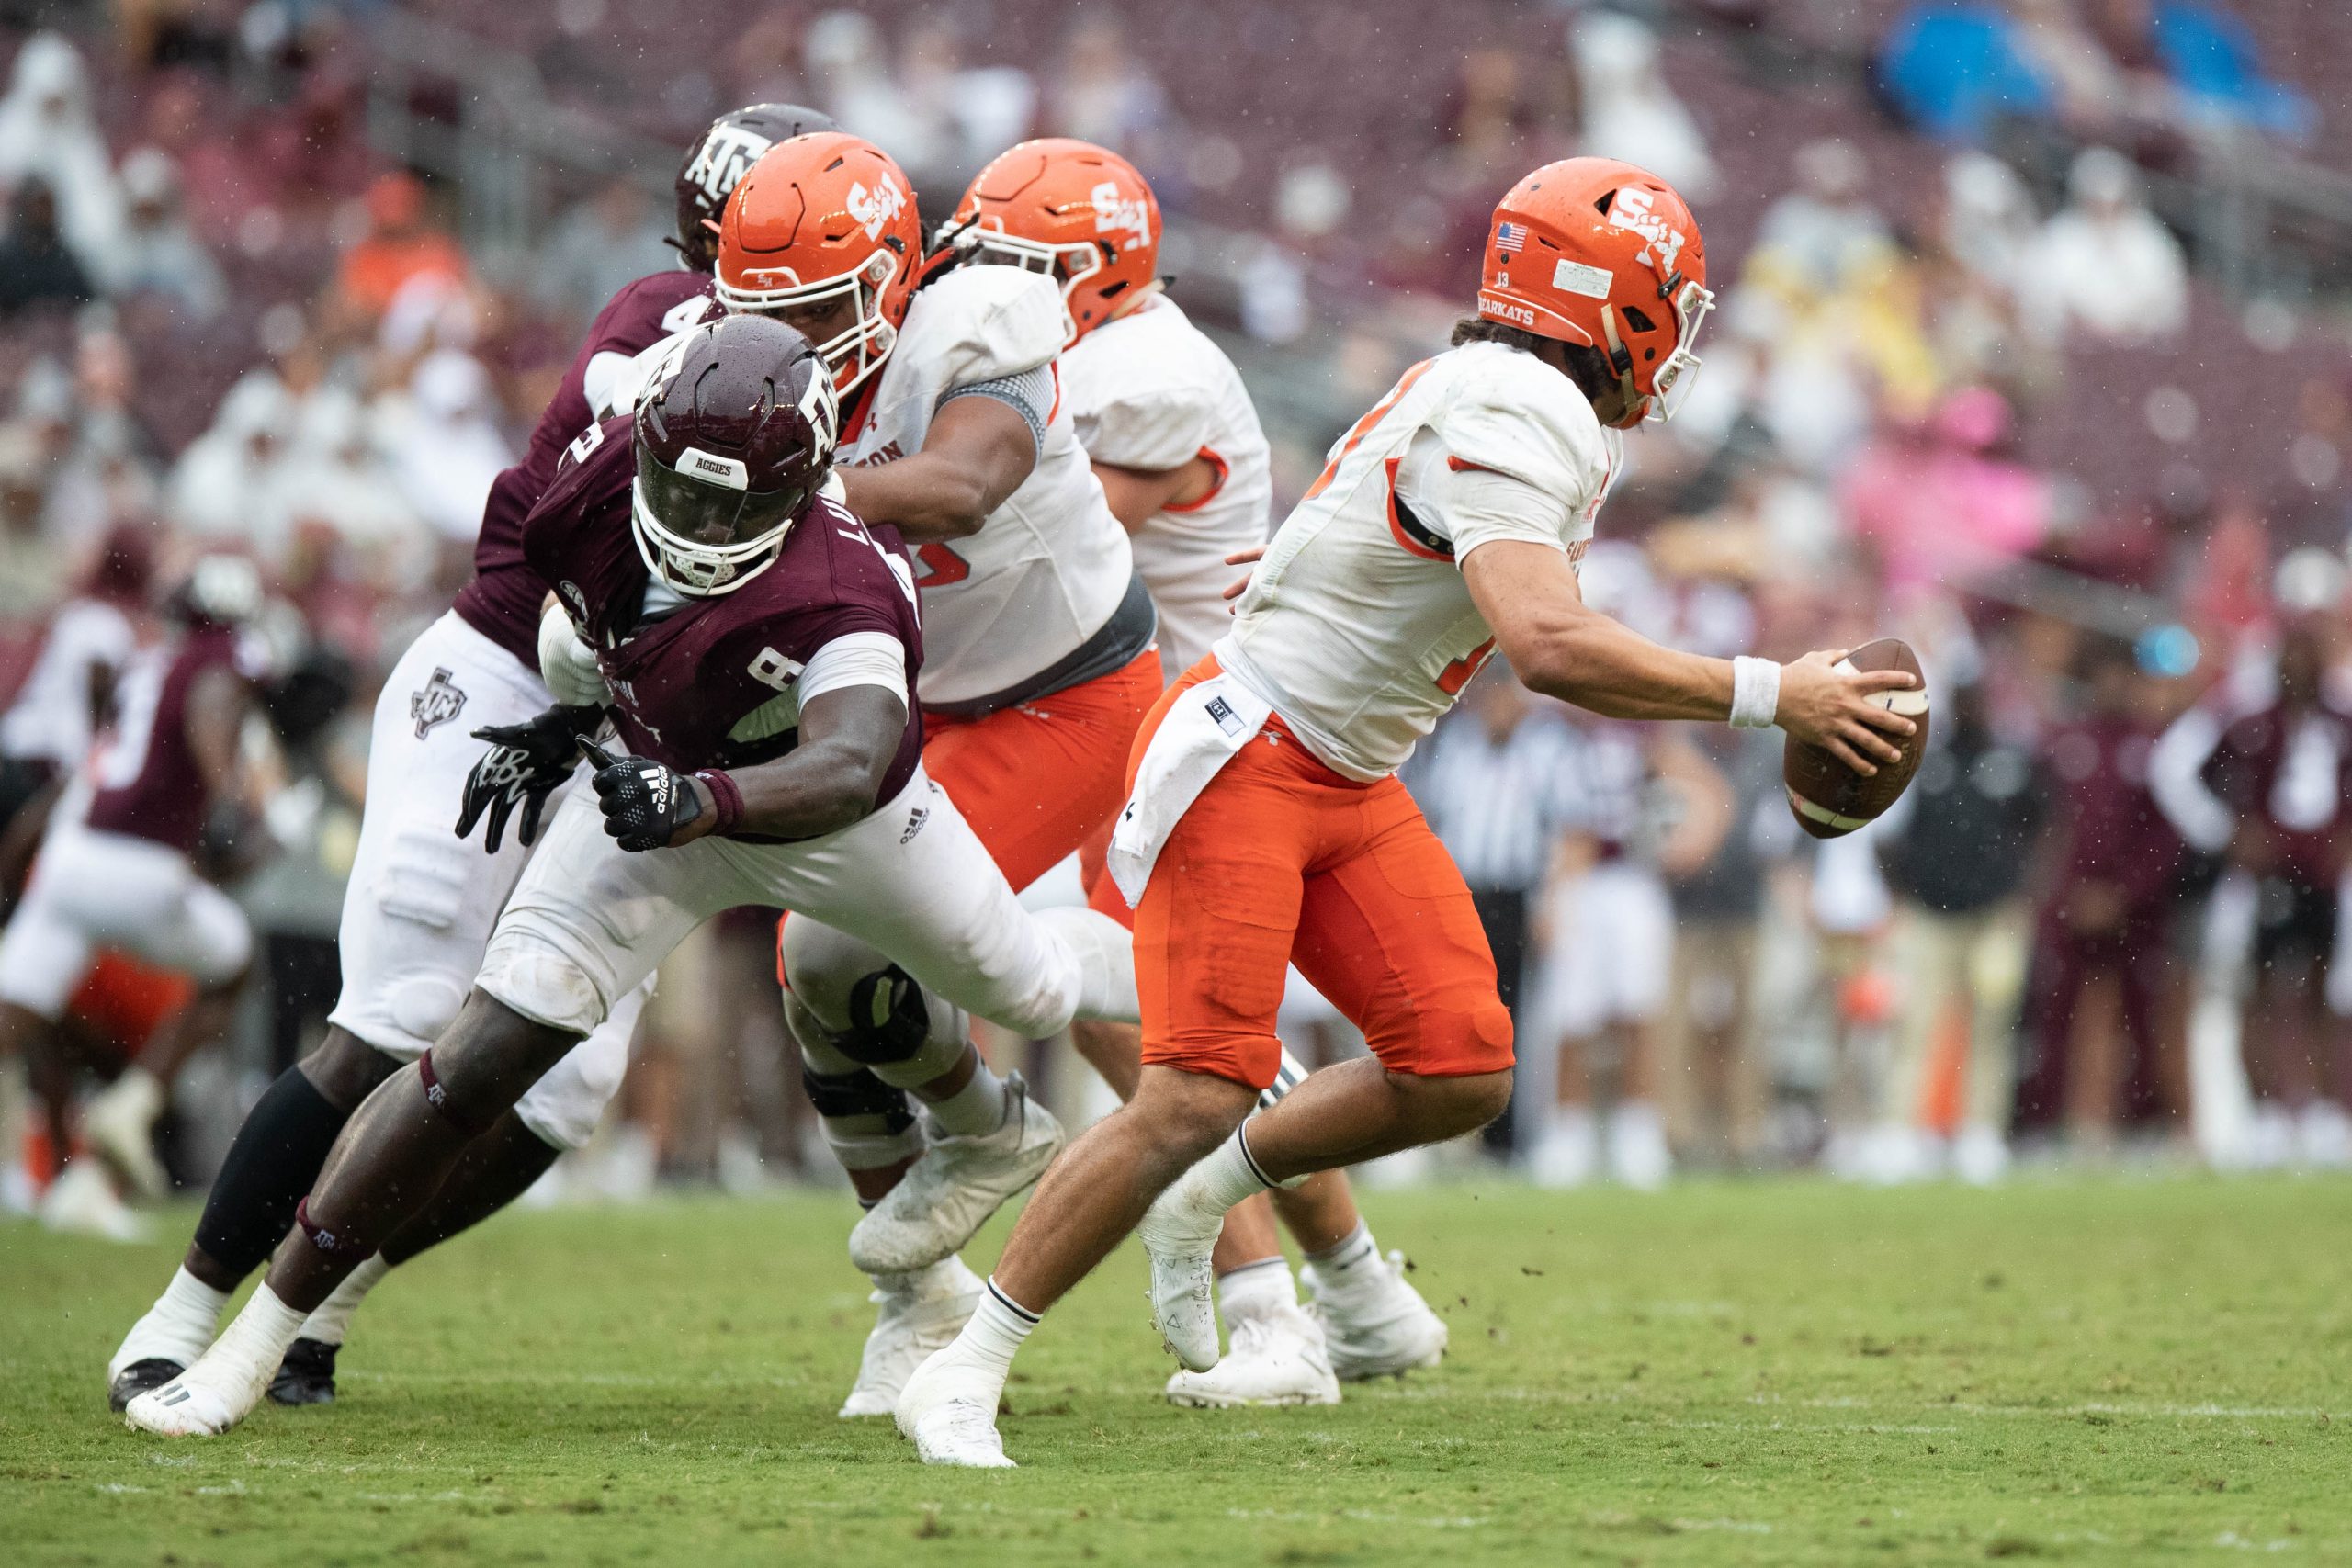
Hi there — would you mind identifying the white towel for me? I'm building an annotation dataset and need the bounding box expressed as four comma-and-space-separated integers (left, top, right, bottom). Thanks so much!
1106, 671, 1273, 907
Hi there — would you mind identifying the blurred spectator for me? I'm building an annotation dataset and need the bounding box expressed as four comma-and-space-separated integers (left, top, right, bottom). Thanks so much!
2015, 637, 2184, 1144
0, 34, 120, 271
100, 150, 227, 321
1869, 671, 2046, 1183
1750, 141, 1893, 303
1571, 11, 1717, 201
0, 179, 96, 317
534, 178, 674, 326
805, 11, 1032, 208
334, 172, 469, 321
168, 372, 293, 546
379, 350, 514, 556
2092, 0, 2317, 142
1657, 728, 1789, 1169
2191, 601, 2352, 1166
1409, 675, 1583, 1149
2006, 0, 2134, 128
1046, 16, 1171, 162
2026, 147, 2188, 344
1878, 2, 2053, 143
0, 425, 66, 624
1843, 388, 2052, 611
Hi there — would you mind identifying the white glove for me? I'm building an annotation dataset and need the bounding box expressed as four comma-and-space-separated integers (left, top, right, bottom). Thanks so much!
538, 602, 611, 708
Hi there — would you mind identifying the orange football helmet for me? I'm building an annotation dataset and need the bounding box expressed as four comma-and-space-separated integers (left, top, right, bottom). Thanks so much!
716, 131, 923, 395
1477, 157, 1713, 428
935, 138, 1159, 341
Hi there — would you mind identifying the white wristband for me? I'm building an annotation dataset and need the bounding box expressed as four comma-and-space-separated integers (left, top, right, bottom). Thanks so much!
1729, 656, 1781, 729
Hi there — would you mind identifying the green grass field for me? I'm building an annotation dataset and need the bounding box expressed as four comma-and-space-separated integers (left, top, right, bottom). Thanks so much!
5, 1175, 2349, 1566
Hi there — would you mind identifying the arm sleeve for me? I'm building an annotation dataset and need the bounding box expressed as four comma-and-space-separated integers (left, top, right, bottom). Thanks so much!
935, 363, 1053, 456
797, 630, 909, 708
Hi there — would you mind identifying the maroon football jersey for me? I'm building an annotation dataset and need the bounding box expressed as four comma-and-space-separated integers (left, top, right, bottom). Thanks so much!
453, 270, 716, 668
521, 416, 925, 818
2200, 701, 2352, 886
2042, 715, 2182, 913
82, 626, 254, 853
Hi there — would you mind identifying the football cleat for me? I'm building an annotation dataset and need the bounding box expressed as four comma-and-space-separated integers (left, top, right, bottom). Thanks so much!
124, 1363, 266, 1438
1303, 1248, 1449, 1382
107, 1358, 183, 1415
839, 1258, 983, 1418
39, 1160, 150, 1243
1136, 1165, 1227, 1373
1164, 1299, 1340, 1408
847, 1076, 1062, 1276
895, 1348, 1015, 1468
82, 1070, 169, 1201
266, 1337, 339, 1406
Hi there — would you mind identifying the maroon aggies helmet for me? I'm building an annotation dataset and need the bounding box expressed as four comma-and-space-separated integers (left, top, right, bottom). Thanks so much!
633, 313, 839, 596
674, 104, 840, 271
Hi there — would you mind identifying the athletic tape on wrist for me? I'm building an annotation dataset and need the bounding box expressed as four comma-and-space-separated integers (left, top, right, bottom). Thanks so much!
695, 770, 742, 836
1729, 656, 1781, 729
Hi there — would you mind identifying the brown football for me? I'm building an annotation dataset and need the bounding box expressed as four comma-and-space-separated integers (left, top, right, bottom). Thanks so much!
1783, 637, 1929, 840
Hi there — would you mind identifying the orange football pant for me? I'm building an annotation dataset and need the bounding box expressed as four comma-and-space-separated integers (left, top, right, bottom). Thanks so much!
1112, 659, 1515, 1091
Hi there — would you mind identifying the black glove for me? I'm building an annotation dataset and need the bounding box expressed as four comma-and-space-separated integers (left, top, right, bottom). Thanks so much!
455, 705, 603, 853
581, 739, 707, 852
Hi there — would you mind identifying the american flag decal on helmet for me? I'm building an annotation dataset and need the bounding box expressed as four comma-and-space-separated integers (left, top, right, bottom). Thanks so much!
1495, 221, 1527, 254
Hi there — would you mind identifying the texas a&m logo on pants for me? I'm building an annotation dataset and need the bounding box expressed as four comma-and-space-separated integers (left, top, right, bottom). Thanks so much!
410, 667, 467, 739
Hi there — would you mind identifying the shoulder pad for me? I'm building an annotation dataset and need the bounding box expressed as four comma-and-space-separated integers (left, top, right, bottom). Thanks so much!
899, 266, 1069, 389
1064, 318, 1216, 471
1434, 344, 1611, 502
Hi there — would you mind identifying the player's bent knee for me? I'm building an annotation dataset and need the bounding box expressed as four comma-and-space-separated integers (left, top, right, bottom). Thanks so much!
300, 1027, 402, 1111
425, 990, 587, 1114
1395, 1066, 1515, 1138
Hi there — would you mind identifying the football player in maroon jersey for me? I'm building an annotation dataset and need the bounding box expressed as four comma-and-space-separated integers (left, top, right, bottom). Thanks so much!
0, 557, 267, 1230
105, 105, 840, 1416
127, 315, 1140, 1439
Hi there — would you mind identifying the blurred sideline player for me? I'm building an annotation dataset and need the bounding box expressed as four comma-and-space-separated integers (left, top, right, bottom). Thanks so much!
102, 105, 836, 1416
19, 952, 190, 1240
0, 557, 267, 1236
128, 315, 1140, 1439
946, 138, 1447, 1405
898, 157, 1917, 1467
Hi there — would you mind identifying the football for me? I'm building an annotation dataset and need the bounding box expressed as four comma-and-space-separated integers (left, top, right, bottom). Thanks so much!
1783, 637, 1929, 839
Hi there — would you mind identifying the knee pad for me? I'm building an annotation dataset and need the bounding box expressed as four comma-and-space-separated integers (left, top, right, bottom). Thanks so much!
779, 922, 968, 1085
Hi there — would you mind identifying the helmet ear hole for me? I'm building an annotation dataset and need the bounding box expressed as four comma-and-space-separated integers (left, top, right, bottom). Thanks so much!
1621, 306, 1656, 333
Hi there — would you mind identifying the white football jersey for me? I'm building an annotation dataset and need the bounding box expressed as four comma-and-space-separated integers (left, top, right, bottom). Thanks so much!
1061, 295, 1272, 682
842, 266, 1135, 708
1216, 341, 1622, 782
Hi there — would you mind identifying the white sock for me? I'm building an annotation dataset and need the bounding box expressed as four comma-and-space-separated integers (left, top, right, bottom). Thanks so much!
1216, 1256, 1296, 1321
1549, 1104, 1597, 1143
921, 1064, 1010, 1138
1188, 1127, 1278, 1216
1615, 1100, 1664, 1140
112, 1266, 229, 1376
296, 1254, 389, 1346
203, 1284, 309, 1383
1305, 1220, 1375, 1273
924, 1278, 1036, 1410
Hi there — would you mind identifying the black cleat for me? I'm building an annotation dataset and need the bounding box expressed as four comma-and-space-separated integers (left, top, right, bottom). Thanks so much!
266, 1337, 338, 1406
108, 1358, 184, 1413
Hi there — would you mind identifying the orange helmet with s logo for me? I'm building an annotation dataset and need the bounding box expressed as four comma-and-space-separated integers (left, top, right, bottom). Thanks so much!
1478, 157, 1713, 429
716, 131, 923, 396
935, 138, 1160, 341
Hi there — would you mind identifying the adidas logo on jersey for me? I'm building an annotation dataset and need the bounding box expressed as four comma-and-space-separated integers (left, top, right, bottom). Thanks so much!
1091, 181, 1151, 247
846, 176, 908, 240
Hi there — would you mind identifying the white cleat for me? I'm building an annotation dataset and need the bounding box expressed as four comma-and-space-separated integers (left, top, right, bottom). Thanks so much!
1304, 1248, 1449, 1382
839, 1258, 983, 1419
1606, 1102, 1674, 1191
124, 1357, 270, 1438
1136, 1166, 1227, 1372
895, 1350, 1015, 1468
1951, 1124, 2011, 1186
39, 1160, 151, 1244
1165, 1300, 1340, 1408
848, 1075, 1064, 1275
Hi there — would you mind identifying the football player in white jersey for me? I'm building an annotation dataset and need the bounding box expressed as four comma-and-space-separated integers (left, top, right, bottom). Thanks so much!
898, 157, 1920, 1467
940, 138, 1448, 1408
